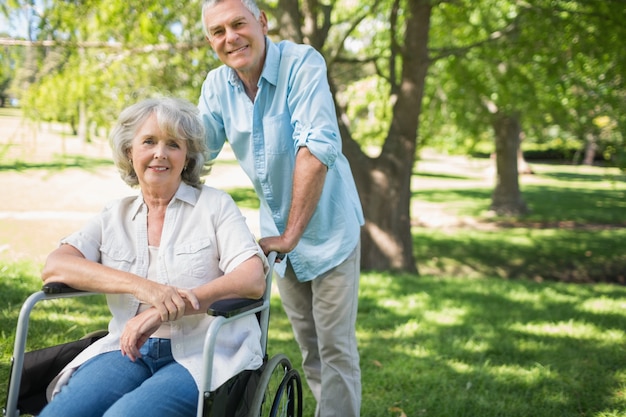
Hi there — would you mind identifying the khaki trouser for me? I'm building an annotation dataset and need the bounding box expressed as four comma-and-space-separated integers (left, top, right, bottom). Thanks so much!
276, 242, 361, 417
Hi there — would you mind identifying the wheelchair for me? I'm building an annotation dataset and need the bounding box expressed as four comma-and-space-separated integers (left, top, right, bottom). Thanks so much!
4, 251, 302, 417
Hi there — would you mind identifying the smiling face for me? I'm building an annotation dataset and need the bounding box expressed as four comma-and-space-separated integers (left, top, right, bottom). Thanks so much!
128, 113, 188, 195
203, 0, 268, 79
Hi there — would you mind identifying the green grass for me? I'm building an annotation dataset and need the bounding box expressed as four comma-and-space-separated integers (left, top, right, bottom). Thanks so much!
4, 264, 626, 416
227, 186, 261, 209
0, 107, 22, 117
0, 154, 114, 172
413, 161, 626, 283
414, 227, 626, 282
414, 162, 625, 224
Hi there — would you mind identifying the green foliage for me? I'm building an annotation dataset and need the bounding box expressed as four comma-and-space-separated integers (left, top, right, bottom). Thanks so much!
5, 0, 213, 135
4, 0, 625, 165
340, 75, 391, 150
0, 40, 24, 107
422, 0, 626, 162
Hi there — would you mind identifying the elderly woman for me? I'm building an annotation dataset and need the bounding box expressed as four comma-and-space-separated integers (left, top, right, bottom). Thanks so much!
38, 97, 267, 417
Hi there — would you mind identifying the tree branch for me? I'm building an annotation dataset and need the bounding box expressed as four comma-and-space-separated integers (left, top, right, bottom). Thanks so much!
429, 21, 517, 62
0, 38, 206, 52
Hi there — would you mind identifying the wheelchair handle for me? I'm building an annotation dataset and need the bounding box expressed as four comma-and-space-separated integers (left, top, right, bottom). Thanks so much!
42, 282, 85, 294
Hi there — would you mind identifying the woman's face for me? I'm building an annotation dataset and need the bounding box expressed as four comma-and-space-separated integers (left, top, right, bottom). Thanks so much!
128, 113, 188, 193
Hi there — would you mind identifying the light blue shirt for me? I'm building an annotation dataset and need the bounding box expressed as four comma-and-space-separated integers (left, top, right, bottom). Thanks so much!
198, 38, 364, 282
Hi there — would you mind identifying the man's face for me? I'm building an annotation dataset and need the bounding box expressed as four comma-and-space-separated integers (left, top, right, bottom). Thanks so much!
204, 0, 268, 77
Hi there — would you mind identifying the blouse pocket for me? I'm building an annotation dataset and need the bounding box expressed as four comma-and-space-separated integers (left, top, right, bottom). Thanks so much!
100, 240, 135, 272
174, 238, 214, 281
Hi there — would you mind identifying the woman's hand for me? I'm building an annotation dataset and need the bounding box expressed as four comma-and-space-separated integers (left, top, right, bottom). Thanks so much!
133, 283, 200, 322
120, 308, 162, 361
121, 287, 199, 361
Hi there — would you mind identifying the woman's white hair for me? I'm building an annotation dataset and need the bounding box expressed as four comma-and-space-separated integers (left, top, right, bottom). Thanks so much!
109, 97, 210, 188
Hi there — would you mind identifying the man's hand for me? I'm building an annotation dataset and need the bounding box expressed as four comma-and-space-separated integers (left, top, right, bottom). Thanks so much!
258, 235, 295, 259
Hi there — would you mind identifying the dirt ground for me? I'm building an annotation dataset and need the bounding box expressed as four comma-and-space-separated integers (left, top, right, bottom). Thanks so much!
0, 111, 497, 265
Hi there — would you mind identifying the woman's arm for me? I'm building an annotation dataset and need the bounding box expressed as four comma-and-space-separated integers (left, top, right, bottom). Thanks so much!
120, 254, 266, 361
189, 254, 266, 312
42, 244, 198, 321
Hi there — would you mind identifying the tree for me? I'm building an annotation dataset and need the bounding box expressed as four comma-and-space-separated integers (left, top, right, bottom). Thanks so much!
3, 0, 625, 272
267, 0, 430, 272
3, 0, 212, 139
421, 0, 626, 214
269, 0, 626, 268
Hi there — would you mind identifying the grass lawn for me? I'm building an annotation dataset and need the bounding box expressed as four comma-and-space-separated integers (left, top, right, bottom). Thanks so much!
1, 158, 625, 416
3, 263, 626, 416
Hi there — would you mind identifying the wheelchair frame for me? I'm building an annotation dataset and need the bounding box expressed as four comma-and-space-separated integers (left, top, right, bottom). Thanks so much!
4, 251, 302, 417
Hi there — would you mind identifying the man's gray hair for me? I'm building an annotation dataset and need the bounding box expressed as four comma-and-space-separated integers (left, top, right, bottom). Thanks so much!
201, 0, 262, 37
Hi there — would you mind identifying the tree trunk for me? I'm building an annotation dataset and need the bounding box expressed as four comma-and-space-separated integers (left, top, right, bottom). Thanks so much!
339, 0, 431, 272
517, 133, 533, 175
583, 132, 597, 165
490, 113, 529, 215
77, 99, 89, 142
279, 0, 431, 272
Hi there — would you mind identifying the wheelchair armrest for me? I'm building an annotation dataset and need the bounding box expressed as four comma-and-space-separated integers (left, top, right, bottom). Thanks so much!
42, 282, 86, 294
207, 298, 264, 318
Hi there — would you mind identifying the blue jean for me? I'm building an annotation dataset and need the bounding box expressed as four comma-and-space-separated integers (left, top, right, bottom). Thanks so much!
38, 338, 198, 417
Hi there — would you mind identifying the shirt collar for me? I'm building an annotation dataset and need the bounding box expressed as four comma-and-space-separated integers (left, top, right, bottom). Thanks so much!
227, 37, 279, 89
260, 37, 279, 87
132, 182, 199, 219
173, 182, 199, 206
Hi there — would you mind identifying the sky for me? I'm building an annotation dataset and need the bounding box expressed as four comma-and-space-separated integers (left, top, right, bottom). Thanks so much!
0, 3, 36, 39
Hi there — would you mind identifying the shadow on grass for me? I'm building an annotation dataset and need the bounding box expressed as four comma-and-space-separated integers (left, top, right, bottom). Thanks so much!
0, 271, 109, 349
3, 261, 626, 417
540, 170, 626, 183
415, 185, 626, 225
0, 265, 109, 414
413, 171, 473, 181
0, 155, 113, 173
355, 272, 626, 416
522, 186, 626, 225
413, 227, 626, 283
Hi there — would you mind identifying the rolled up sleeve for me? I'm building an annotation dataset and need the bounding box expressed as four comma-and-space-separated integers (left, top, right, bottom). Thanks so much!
293, 122, 339, 168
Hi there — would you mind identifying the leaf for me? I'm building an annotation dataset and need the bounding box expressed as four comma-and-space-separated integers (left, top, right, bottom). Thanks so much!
389, 406, 407, 417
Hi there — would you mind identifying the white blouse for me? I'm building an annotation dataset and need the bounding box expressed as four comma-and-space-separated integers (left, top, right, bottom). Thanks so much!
48, 182, 268, 398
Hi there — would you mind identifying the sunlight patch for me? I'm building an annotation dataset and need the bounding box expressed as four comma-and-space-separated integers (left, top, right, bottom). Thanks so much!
509, 320, 617, 341
393, 319, 420, 338
424, 307, 466, 326
579, 297, 626, 315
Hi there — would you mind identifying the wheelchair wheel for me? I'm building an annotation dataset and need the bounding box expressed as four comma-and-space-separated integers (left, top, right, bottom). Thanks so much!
248, 353, 302, 417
